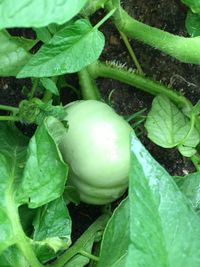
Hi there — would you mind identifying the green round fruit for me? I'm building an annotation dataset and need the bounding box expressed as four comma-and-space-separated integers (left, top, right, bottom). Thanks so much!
60, 100, 133, 204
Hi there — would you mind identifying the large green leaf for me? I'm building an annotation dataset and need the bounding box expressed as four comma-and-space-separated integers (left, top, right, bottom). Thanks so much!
0, 30, 36, 76
126, 136, 200, 266
98, 199, 130, 267
145, 95, 199, 155
186, 10, 200, 36
33, 197, 71, 262
175, 172, 200, 211
0, 123, 28, 253
18, 19, 105, 78
16, 117, 68, 208
0, 121, 69, 264
0, 0, 87, 28
181, 0, 200, 13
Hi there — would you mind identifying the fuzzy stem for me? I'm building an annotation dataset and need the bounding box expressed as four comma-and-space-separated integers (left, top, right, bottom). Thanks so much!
51, 214, 109, 267
89, 61, 191, 107
106, 3, 200, 64
78, 68, 101, 100
0, 104, 19, 113
89, 61, 200, 135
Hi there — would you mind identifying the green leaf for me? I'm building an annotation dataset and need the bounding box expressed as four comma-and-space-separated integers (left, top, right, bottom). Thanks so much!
40, 77, 59, 95
145, 95, 199, 151
34, 27, 52, 43
33, 197, 71, 262
186, 10, 200, 36
0, 123, 28, 253
0, 245, 29, 267
175, 172, 200, 211
18, 19, 105, 78
0, 30, 36, 76
181, 0, 200, 13
177, 144, 197, 157
0, 0, 88, 29
16, 117, 68, 208
98, 199, 130, 267
126, 136, 200, 266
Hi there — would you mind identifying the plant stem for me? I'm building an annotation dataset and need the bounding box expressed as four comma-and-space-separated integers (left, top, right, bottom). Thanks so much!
106, 3, 200, 64
81, 0, 109, 16
94, 8, 116, 30
79, 250, 99, 261
0, 115, 20, 121
118, 30, 143, 74
78, 68, 101, 100
51, 214, 110, 267
89, 61, 191, 107
0, 104, 19, 113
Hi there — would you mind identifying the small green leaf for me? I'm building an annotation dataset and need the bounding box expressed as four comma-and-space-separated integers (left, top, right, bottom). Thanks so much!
186, 10, 200, 36
177, 144, 197, 157
0, 30, 36, 76
0, 0, 88, 28
145, 95, 199, 150
18, 19, 105, 78
16, 117, 68, 208
98, 199, 130, 267
40, 77, 59, 95
175, 172, 200, 211
126, 136, 200, 267
33, 197, 71, 262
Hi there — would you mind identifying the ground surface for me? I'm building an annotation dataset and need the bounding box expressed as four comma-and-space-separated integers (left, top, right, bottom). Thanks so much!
0, 0, 199, 242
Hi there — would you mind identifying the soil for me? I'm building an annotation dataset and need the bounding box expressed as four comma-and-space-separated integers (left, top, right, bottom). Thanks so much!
0, 0, 200, 243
